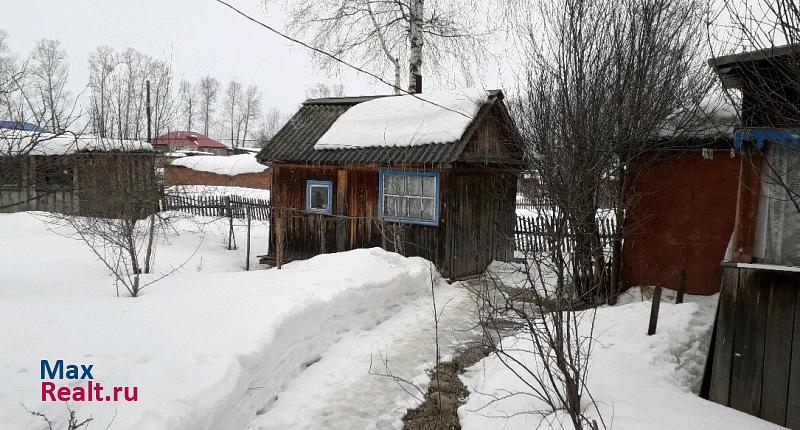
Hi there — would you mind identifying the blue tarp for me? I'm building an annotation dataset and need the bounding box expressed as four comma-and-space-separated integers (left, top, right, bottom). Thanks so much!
733, 127, 800, 150
0, 121, 46, 132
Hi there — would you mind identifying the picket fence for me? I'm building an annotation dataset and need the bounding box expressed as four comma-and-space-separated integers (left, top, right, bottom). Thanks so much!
160, 194, 271, 221
514, 213, 617, 254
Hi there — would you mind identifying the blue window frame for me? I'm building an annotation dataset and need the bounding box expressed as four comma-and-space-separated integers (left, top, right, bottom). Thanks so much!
306, 180, 333, 214
378, 170, 440, 226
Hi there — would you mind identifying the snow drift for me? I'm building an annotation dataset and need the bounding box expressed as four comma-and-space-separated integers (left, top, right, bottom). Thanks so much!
171, 153, 267, 176
0, 212, 436, 430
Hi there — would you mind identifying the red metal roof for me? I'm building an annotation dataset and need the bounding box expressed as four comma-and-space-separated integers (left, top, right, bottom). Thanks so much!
151, 131, 228, 149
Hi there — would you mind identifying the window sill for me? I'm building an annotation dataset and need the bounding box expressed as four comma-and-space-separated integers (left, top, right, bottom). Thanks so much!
379, 216, 439, 227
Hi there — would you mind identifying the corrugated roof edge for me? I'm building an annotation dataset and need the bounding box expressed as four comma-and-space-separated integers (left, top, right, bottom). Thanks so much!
258, 89, 512, 165
302, 95, 393, 105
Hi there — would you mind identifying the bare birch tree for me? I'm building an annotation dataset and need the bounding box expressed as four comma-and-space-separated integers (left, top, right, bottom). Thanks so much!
306, 82, 344, 99
178, 79, 198, 131
198, 75, 220, 136
239, 85, 261, 148
224, 79, 243, 147
268, 0, 494, 93
29, 39, 73, 132
88, 46, 117, 137
88, 46, 177, 140
256, 106, 282, 145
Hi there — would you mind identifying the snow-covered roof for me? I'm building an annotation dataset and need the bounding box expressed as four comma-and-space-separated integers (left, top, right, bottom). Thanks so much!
0, 130, 153, 155
314, 89, 489, 150
171, 153, 267, 176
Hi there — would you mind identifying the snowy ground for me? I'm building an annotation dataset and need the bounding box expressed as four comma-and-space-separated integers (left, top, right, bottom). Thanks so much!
0, 212, 467, 430
458, 287, 782, 430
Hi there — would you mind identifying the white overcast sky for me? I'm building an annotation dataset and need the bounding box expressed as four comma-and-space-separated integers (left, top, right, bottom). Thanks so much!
2, 0, 386, 114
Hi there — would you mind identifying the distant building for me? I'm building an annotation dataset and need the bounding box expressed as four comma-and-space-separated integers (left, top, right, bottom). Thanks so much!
164, 154, 270, 190
151, 131, 229, 156
0, 121, 47, 133
0, 130, 156, 216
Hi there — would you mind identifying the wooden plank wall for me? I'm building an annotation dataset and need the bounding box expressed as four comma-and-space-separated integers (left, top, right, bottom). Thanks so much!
444, 170, 516, 278
0, 154, 156, 216
270, 164, 517, 278
709, 264, 800, 428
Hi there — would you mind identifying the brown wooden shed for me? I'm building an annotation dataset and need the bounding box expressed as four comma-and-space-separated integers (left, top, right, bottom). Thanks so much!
257, 90, 524, 279
0, 131, 157, 217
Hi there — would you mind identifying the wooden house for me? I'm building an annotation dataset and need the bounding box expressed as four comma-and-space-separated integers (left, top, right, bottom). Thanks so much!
257, 90, 524, 279
0, 130, 157, 217
702, 45, 800, 428
151, 131, 230, 156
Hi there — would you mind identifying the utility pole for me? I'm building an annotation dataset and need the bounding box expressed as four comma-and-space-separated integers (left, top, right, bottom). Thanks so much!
146, 80, 152, 143
144, 79, 156, 274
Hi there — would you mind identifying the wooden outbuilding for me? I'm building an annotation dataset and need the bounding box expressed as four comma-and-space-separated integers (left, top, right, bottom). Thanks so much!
0, 131, 157, 217
702, 44, 800, 428
257, 90, 524, 279
621, 117, 740, 296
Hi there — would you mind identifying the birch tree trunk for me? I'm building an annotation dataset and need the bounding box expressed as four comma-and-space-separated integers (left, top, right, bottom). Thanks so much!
408, 0, 424, 93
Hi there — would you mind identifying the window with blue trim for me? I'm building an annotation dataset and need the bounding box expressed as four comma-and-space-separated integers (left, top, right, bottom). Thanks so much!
306, 180, 333, 214
379, 170, 439, 226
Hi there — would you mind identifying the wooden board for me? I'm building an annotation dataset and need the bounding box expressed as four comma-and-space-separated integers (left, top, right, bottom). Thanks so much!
787, 286, 800, 429
730, 268, 768, 416
761, 274, 797, 426
709, 265, 739, 405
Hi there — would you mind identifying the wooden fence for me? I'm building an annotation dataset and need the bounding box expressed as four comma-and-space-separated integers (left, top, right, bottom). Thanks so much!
514, 213, 617, 254
516, 194, 553, 211
160, 194, 271, 220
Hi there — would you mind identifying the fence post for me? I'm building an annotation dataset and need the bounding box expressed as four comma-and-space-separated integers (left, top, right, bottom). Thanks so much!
275, 209, 283, 270
246, 206, 251, 271
647, 285, 662, 335
676, 269, 686, 304
225, 196, 235, 250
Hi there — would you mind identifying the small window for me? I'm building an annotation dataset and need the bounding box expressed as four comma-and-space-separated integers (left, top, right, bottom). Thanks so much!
379, 170, 439, 226
306, 180, 333, 214
37, 160, 72, 189
0, 157, 23, 187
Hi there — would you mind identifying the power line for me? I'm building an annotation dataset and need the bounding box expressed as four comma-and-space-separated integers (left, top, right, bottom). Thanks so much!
213, 0, 473, 119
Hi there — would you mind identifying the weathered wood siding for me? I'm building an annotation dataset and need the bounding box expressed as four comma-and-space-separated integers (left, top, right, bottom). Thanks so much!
458, 105, 521, 165
0, 153, 156, 216
444, 169, 516, 277
709, 263, 800, 428
269, 163, 517, 278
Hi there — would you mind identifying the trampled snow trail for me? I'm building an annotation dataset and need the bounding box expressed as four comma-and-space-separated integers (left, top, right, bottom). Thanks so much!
247, 282, 478, 430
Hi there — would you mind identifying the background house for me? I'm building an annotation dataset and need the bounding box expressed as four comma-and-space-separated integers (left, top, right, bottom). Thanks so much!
151, 131, 229, 156
0, 130, 156, 216
257, 90, 524, 279
164, 153, 270, 190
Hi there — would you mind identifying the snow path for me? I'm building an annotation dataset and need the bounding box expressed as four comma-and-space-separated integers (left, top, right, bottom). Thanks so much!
0, 212, 447, 430
247, 282, 479, 430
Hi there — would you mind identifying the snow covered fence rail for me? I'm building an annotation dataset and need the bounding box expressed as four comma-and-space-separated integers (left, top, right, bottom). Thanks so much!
160, 193, 271, 221
515, 214, 617, 254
